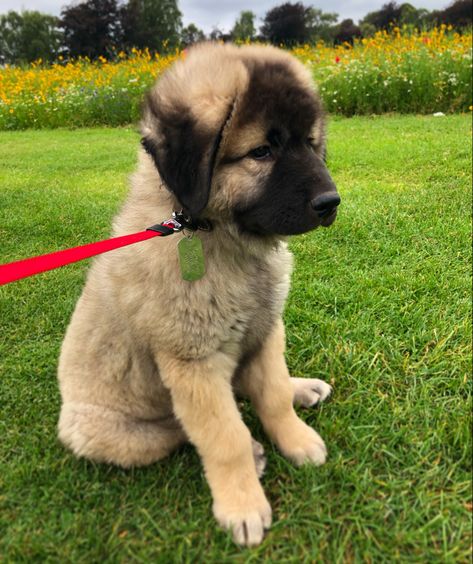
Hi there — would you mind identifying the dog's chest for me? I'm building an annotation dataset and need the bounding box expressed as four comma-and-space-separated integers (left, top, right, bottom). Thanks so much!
162, 245, 292, 360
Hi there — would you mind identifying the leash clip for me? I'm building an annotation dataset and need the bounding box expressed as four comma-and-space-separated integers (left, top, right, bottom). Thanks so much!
173, 210, 212, 232
146, 210, 212, 236
146, 217, 183, 236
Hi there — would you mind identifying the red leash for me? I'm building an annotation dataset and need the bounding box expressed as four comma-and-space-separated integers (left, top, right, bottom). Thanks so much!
0, 221, 176, 287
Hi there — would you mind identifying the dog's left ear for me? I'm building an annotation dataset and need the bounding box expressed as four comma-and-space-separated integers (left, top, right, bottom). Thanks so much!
141, 95, 232, 218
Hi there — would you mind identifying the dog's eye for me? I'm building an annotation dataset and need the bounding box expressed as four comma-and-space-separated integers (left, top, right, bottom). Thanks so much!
307, 137, 317, 150
248, 146, 272, 160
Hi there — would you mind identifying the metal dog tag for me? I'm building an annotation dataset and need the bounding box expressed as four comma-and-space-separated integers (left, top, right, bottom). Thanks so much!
178, 235, 205, 281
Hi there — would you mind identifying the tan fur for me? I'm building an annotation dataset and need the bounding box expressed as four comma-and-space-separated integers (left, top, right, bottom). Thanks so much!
238, 320, 328, 466
58, 43, 333, 547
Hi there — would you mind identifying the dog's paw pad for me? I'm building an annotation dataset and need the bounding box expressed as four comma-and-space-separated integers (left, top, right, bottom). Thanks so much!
252, 439, 267, 478
292, 377, 332, 408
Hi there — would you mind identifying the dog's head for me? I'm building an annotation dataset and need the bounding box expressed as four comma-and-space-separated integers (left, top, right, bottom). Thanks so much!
141, 43, 339, 236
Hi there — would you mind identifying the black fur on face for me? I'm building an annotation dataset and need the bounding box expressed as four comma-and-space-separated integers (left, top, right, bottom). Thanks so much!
234, 144, 338, 236
237, 60, 320, 139
141, 94, 233, 218
232, 59, 339, 236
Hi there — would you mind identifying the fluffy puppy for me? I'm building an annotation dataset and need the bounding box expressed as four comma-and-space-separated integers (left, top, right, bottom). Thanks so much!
58, 43, 340, 546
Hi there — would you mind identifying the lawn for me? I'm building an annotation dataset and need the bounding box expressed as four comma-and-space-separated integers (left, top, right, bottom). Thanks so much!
0, 115, 471, 562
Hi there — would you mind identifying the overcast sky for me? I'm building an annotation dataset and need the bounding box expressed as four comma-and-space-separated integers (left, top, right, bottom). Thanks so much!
0, 0, 450, 31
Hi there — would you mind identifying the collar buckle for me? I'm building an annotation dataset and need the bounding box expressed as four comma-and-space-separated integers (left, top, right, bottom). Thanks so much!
147, 210, 212, 236
172, 210, 212, 232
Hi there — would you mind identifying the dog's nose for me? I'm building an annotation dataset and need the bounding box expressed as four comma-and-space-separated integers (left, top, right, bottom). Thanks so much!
311, 193, 341, 217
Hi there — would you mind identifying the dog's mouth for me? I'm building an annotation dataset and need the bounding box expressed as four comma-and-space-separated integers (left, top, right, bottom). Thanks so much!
319, 208, 338, 228
233, 196, 339, 237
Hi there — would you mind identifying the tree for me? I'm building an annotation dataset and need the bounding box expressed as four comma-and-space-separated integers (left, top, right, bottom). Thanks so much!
333, 19, 362, 45
361, 2, 403, 30
361, 2, 433, 31
121, 0, 182, 52
431, 0, 472, 28
398, 3, 429, 27
261, 2, 311, 45
60, 0, 122, 59
0, 10, 62, 64
261, 3, 337, 46
305, 7, 338, 42
181, 23, 205, 47
231, 10, 256, 42
359, 22, 377, 37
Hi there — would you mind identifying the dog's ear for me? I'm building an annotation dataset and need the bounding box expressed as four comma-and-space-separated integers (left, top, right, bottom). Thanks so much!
141, 94, 231, 218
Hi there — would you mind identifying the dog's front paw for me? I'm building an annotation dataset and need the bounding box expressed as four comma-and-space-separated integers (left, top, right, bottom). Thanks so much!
213, 490, 272, 547
292, 377, 332, 408
276, 417, 327, 466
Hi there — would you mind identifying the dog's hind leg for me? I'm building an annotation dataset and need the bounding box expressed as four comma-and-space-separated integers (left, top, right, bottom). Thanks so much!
58, 402, 186, 468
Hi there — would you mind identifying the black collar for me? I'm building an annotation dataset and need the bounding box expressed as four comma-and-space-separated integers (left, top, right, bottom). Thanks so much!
172, 210, 213, 232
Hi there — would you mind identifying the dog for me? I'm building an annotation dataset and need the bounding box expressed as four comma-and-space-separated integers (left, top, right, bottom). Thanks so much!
57, 43, 340, 547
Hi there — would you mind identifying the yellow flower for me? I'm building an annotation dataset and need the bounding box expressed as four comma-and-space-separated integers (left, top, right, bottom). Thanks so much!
0, 26, 471, 127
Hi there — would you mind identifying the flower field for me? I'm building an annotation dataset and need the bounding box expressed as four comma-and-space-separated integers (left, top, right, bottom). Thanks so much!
0, 50, 180, 130
298, 26, 473, 115
0, 26, 471, 129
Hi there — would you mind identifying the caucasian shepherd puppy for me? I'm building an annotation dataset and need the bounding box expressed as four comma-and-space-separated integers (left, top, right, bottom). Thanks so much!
58, 43, 340, 546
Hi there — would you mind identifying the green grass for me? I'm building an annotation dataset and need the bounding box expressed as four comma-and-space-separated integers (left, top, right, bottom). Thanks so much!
0, 115, 471, 562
